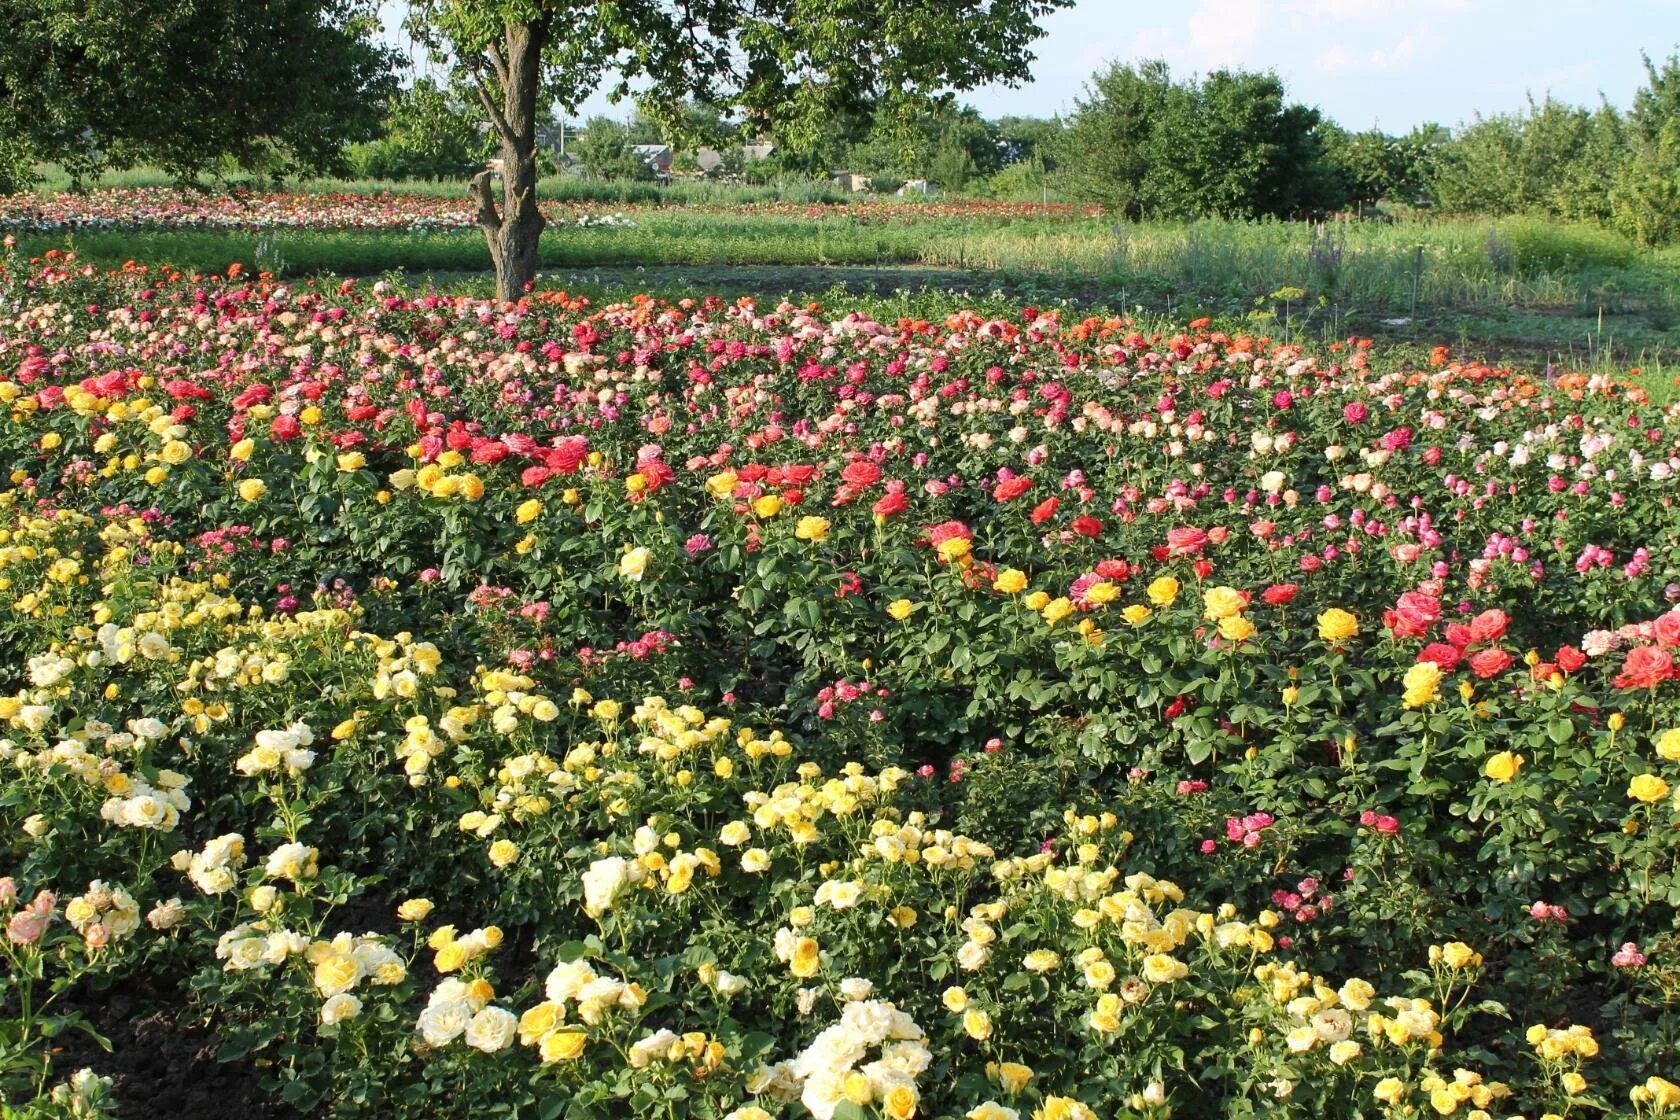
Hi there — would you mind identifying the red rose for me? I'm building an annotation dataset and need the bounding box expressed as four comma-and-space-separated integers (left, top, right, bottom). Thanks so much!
1166, 526, 1208, 555
1555, 645, 1587, 672
1261, 583, 1299, 606
1468, 648, 1514, 679
1654, 612, 1680, 648
1384, 590, 1441, 639
1613, 645, 1674, 689
1094, 558, 1131, 581
1071, 515, 1103, 538
840, 460, 881, 489
1443, 623, 1474, 649
1030, 497, 1060, 524
1468, 609, 1510, 645
871, 489, 908, 518
1417, 643, 1462, 671
992, 475, 1032, 502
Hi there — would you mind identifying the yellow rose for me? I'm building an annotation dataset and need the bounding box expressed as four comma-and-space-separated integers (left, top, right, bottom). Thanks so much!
1317, 608, 1358, 642
159, 439, 192, 465
396, 898, 434, 922
1145, 576, 1179, 606
1023, 591, 1050, 611
1629, 773, 1670, 803
942, 986, 969, 1012
1201, 586, 1246, 620
1121, 604, 1152, 626
336, 451, 366, 472
1140, 953, 1188, 983
1373, 1077, 1406, 1105
883, 1084, 919, 1120
515, 498, 543, 524
993, 568, 1028, 594
460, 474, 485, 501
794, 515, 830, 542
230, 438, 255, 461
539, 1029, 587, 1063
518, 1002, 560, 1046
752, 494, 783, 518
1402, 662, 1443, 709
237, 478, 267, 502
1483, 752, 1524, 783
1041, 597, 1074, 626
962, 1007, 993, 1040
1656, 729, 1680, 762
488, 839, 520, 868
618, 546, 651, 582
887, 598, 914, 621
705, 470, 738, 498
1218, 615, 1256, 642
313, 952, 360, 996
996, 1062, 1033, 1094
790, 937, 821, 978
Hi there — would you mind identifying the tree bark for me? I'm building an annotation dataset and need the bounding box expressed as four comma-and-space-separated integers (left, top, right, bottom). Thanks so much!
474, 19, 546, 302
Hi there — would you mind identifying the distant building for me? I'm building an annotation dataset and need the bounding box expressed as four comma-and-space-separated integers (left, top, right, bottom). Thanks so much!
632, 144, 674, 174
696, 142, 776, 174
831, 170, 872, 192
897, 179, 931, 197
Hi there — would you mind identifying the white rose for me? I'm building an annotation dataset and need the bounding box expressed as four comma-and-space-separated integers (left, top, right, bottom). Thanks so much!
464, 1006, 517, 1052
321, 993, 363, 1025
417, 999, 473, 1047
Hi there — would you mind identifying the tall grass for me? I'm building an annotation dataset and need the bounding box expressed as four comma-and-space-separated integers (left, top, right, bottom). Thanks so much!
14, 209, 1678, 329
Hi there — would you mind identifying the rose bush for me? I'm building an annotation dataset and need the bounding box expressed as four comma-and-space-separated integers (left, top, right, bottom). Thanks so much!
2, 247, 1679, 1118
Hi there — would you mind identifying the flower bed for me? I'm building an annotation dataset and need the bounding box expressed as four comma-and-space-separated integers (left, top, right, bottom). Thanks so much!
0, 189, 1098, 235
2, 250, 1679, 1120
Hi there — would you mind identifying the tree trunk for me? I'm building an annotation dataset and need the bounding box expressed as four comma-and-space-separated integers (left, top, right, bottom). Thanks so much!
473, 20, 546, 301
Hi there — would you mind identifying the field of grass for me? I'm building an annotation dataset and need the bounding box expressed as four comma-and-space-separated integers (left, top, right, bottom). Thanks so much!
10, 179, 1680, 375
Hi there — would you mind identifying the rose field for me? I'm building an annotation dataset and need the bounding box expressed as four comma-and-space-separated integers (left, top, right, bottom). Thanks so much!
2, 239, 1680, 1120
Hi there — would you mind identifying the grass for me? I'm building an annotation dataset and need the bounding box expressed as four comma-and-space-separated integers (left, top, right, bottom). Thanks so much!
10, 192, 1679, 379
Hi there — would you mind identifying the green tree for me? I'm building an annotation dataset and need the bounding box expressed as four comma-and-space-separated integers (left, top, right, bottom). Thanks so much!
0, 0, 395, 192
1056, 59, 1182, 219
1057, 60, 1341, 219
1613, 51, 1680, 245
348, 78, 492, 181
993, 115, 1063, 167
406, 0, 1071, 298
573, 116, 654, 181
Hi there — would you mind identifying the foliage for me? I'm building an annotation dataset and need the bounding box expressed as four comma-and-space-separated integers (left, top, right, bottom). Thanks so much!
1056, 60, 1345, 220
346, 79, 493, 182
0, 0, 396, 193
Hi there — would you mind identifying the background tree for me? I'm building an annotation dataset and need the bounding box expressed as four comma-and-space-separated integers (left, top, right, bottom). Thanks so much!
1057, 60, 1342, 220
573, 116, 656, 181
0, 0, 394, 192
347, 78, 491, 180
1612, 51, 1680, 246
406, 0, 1072, 299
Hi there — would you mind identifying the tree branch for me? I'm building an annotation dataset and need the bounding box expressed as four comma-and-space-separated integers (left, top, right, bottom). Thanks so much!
485, 39, 510, 91
471, 168, 501, 231
469, 66, 519, 148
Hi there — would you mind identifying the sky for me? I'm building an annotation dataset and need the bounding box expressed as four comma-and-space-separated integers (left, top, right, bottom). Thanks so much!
381, 0, 1680, 132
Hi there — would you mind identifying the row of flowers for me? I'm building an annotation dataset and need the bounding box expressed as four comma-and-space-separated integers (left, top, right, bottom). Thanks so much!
0, 190, 1101, 235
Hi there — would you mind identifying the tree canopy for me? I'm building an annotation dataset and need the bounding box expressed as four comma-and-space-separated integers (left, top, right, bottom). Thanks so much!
0, 0, 396, 191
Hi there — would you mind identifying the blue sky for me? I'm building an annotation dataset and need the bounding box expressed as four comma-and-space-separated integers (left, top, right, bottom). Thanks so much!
383, 0, 1680, 131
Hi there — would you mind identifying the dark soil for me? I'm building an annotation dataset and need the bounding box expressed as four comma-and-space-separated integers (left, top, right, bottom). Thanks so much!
48, 982, 300, 1120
